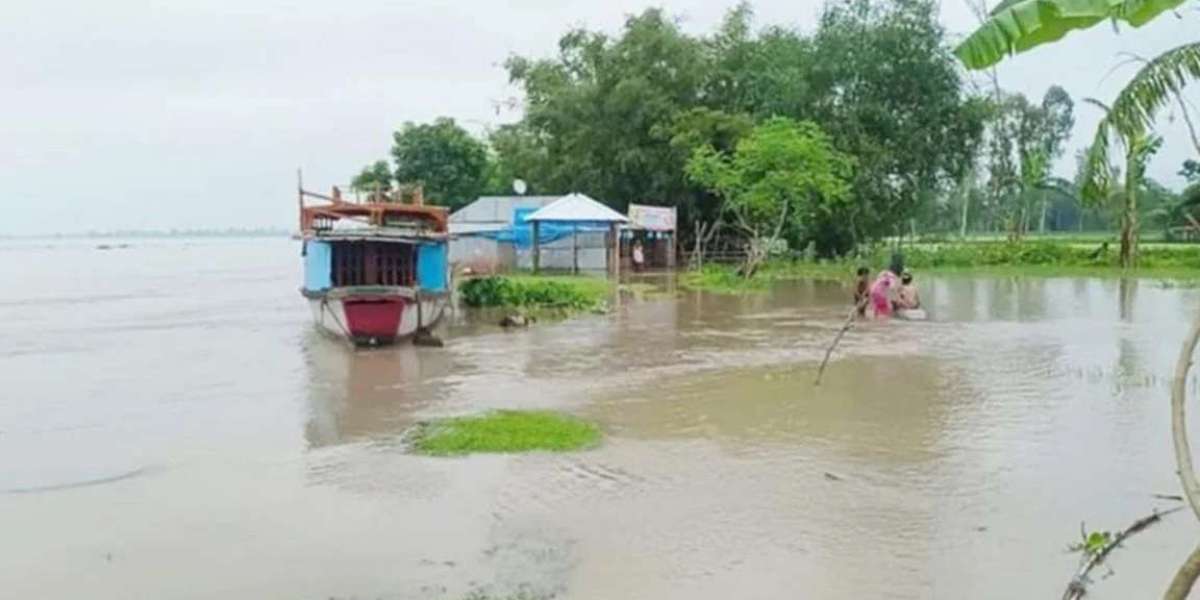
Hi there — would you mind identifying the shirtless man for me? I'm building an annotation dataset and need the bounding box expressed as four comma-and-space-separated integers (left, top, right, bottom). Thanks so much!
896, 271, 920, 310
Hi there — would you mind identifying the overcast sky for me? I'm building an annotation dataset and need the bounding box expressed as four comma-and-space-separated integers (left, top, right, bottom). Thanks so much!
1, 0, 1196, 234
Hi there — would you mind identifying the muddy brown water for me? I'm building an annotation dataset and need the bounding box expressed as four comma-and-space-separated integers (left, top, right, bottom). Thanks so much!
3, 237, 1200, 599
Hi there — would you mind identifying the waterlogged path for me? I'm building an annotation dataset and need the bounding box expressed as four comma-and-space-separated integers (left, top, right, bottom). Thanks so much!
2, 237, 1199, 598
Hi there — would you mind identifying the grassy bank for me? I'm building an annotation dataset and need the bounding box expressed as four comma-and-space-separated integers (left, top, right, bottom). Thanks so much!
459, 274, 611, 311
409, 410, 602, 456
683, 241, 1200, 293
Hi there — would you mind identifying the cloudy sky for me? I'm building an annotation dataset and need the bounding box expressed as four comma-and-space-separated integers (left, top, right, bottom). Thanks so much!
2, 0, 1196, 234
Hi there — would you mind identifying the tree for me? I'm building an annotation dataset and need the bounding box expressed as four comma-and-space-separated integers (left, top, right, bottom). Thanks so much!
685, 117, 854, 276
350, 160, 393, 200
977, 88, 1072, 238
504, 9, 709, 210
1182, 159, 1200, 184
487, 123, 552, 196
802, 0, 985, 248
391, 117, 489, 210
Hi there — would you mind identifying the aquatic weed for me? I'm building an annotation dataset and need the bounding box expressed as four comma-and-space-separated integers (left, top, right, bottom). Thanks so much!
409, 410, 602, 456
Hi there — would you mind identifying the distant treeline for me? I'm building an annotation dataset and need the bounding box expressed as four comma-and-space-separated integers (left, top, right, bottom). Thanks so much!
348, 0, 1199, 257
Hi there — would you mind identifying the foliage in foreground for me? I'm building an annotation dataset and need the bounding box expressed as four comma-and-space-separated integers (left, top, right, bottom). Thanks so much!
459, 276, 609, 310
409, 410, 602, 456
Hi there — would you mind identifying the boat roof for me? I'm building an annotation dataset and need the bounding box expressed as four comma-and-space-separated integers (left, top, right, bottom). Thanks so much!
299, 185, 448, 236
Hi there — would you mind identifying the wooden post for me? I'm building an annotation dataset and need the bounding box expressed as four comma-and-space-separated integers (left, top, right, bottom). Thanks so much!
610, 222, 621, 280
572, 224, 579, 274
532, 220, 541, 273
297, 169, 304, 232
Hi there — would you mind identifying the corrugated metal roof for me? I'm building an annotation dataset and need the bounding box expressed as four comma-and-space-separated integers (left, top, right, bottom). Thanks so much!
448, 222, 506, 235
449, 196, 561, 223
527, 193, 628, 223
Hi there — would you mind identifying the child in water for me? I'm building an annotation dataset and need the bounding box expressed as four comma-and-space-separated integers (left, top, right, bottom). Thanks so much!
853, 267, 870, 316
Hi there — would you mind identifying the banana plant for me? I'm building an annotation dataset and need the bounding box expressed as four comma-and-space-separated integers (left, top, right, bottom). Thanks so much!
954, 0, 1190, 70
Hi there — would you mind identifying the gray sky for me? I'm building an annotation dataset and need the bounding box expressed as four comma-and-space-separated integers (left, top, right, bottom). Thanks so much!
2, 0, 1196, 234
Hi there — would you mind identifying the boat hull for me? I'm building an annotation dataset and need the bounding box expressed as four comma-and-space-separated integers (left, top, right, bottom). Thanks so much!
307, 289, 447, 346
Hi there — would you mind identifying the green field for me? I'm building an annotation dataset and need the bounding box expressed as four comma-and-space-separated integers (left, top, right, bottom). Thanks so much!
683, 240, 1200, 293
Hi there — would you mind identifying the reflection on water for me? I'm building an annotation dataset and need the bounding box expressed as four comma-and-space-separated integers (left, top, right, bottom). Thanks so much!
303, 333, 450, 447
5, 239, 1200, 599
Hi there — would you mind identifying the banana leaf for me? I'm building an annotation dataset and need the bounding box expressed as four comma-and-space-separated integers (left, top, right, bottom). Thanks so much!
955, 0, 1188, 69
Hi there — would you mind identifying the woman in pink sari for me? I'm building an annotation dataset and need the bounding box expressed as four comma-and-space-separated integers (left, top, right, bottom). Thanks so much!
868, 254, 904, 318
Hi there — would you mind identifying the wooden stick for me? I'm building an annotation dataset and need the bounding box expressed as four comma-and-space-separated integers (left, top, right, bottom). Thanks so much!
1171, 314, 1200, 522
1163, 313, 1200, 600
814, 297, 869, 386
1062, 506, 1184, 600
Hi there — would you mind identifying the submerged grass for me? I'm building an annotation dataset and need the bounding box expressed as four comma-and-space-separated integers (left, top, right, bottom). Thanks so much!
409, 410, 602, 456
459, 274, 611, 311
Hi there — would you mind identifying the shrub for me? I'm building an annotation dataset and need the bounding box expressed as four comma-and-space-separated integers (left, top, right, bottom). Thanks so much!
459, 276, 608, 310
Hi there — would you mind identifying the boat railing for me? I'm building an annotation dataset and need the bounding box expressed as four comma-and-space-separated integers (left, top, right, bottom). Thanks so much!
297, 176, 448, 235
300, 183, 427, 208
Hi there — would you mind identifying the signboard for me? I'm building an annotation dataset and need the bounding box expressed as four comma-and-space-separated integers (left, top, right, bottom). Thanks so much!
628, 204, 676, 232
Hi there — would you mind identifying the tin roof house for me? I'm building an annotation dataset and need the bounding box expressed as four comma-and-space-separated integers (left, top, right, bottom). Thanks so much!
449, 194, 626, 275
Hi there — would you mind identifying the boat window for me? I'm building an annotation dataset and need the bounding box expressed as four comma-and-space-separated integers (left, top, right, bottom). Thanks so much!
330, 242, 416, 287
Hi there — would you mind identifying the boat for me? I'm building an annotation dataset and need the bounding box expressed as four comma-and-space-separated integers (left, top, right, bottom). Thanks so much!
895, 308, 927, 321
298, 183, 450, 346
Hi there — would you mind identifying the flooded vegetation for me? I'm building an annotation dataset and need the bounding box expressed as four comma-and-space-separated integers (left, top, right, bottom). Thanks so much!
4, 238, 1200, 598
409, 411, 601, 456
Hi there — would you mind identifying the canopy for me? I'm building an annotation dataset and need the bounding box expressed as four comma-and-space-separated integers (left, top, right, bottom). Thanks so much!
527, 193, 627, 223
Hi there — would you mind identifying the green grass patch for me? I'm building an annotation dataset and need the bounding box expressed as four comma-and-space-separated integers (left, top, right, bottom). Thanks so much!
409, 410, 602, 456
681, 264, 772, 293
459, 275, 611, 311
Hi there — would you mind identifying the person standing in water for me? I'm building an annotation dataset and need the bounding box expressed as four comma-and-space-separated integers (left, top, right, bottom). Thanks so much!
868, 254, 904, 318
632, 240, 645, 273
853, 266, 871, 316
896, 270, 921, 310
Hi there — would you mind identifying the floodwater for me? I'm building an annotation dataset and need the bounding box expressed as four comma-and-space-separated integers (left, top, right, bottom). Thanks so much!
3, 237, 1200, 599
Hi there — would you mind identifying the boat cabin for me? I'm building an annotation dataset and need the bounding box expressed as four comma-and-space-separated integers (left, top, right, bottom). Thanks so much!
297, 184, 451, 345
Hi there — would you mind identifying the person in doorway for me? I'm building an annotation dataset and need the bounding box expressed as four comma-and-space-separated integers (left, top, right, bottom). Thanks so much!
896, 270, 921, 310
868, 253, 904, 318
853, 266, 871, 316
632, 240, 645, 272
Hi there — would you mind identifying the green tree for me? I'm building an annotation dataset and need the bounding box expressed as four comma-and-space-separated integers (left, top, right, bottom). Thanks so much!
685, 117, 854, 276
504, 9, 709, 210
487, 123, 552, 196
350, 160, 393, 200
802, 0, 985, 246
1182, 159, 1200, 183
391, 117, 489, 210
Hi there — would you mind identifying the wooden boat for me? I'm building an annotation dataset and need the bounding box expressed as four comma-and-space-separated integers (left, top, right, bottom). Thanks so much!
895, 308, 927, 321
298, 184, 450, 346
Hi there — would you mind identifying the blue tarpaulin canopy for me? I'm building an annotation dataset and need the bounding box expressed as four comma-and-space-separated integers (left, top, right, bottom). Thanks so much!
476, 194, 625, 249
483, 207, 609, 248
